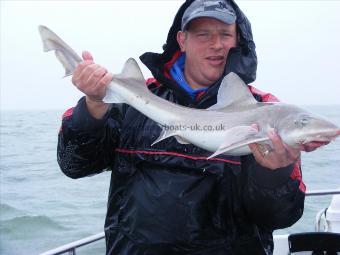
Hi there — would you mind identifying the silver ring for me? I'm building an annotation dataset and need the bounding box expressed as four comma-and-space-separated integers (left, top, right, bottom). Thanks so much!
263, 149, 270, 156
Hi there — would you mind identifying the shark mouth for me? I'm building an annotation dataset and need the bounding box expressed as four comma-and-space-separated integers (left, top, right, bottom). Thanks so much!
300, 129, 340, 152
301, 141, 330, 152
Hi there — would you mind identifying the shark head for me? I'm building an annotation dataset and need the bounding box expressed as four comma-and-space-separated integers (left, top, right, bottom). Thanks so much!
277, 108, 340, 151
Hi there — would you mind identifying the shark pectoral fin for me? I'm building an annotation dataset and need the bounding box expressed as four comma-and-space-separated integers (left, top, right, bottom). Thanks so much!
151, 127, 178, 146
207, 126, 266, 159
207, 137, 270, 159
175, 136, 191, 145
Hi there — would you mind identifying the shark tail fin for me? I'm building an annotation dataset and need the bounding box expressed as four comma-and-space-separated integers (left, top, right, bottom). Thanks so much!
38, 25, 82, 77
103, 58, 147, 104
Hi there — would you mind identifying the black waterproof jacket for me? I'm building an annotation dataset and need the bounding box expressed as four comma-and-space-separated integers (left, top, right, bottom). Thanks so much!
57, 1, 305, 254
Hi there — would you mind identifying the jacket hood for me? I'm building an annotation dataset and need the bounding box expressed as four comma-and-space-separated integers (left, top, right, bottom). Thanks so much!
140, 0, 257, 103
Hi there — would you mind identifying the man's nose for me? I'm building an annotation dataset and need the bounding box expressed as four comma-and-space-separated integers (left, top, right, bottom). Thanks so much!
210, 34, 223, 49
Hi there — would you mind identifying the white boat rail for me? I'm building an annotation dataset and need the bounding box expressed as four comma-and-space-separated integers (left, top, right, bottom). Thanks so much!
305, 189, 340, 196
39, 189, 340, 255
40, 232, 105, 255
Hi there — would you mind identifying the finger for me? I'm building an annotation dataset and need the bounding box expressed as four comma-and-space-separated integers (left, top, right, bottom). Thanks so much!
86, 67, 107, 88
249, 143, 265, 162
89, 72, 113, 100
74, 51, 94, 80
86, 73, 112, 101
249, 124, 258, 134
78, 64, 102, 86
72, 61, 93, 85
73, 64, 101, 92
96, 72, 113, 88
250, 143, 285, 169
82, 51, 94, 61
268, 128, 285, 155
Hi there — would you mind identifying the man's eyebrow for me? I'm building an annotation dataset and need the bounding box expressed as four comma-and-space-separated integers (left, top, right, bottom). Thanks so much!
220, 27, 234, 32
191, 26, 234, 32
192, 28, 209, 32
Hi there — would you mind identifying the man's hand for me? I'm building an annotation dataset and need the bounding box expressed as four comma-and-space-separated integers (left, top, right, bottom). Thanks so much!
72, 51, 113, 102
249, 127, 300, 170
72, 51, 113, 119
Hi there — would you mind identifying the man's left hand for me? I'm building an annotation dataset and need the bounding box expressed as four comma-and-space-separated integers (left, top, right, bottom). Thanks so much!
249, 128, 301, 170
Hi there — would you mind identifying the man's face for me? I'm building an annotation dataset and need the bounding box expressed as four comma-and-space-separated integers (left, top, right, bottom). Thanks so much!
177, 18, 237, 89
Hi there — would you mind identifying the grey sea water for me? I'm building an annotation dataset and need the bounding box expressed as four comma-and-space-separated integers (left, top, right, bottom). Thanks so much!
0, 105, 339, 255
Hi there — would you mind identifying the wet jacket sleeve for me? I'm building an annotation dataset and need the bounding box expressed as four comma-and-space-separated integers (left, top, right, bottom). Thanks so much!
241, 155, 305, 230
57, 97, 122, 179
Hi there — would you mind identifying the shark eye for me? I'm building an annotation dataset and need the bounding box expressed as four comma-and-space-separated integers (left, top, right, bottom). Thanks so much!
294, 117, 310, 127
300, 117, 310, 126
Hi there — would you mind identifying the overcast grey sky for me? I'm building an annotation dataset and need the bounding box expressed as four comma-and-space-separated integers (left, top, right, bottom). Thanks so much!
1, 1, 340, 110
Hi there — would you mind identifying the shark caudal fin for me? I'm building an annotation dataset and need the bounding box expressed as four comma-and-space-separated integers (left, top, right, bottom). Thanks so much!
103, 58, 146, 104
38, 25, 82, 77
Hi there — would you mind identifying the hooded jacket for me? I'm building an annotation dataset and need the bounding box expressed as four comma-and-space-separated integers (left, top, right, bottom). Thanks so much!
57, 1, 305, 254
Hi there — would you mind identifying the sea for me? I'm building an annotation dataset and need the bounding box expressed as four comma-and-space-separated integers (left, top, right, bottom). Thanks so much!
0, 105, 339, 255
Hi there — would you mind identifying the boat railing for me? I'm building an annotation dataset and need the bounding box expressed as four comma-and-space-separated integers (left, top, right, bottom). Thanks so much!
39, 232, 105, 255
39, 189, 340, 255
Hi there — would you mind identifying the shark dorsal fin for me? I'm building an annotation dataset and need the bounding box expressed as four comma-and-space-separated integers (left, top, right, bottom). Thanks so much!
115, 58, 145, 83
103, 58, 146, 104
207, 72, 258, 111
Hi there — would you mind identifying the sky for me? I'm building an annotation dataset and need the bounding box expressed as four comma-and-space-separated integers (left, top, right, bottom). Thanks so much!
1, 0, 340, 111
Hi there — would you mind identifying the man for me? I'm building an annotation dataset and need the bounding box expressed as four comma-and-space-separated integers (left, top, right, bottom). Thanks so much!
58, 0, 306, 254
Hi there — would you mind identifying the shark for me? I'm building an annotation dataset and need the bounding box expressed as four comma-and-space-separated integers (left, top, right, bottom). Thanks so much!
38, 25, 340, 157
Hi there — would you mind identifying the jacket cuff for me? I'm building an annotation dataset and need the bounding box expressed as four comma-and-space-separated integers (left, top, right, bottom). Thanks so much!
72, 97, 109, 131
251, 162, 294, 189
